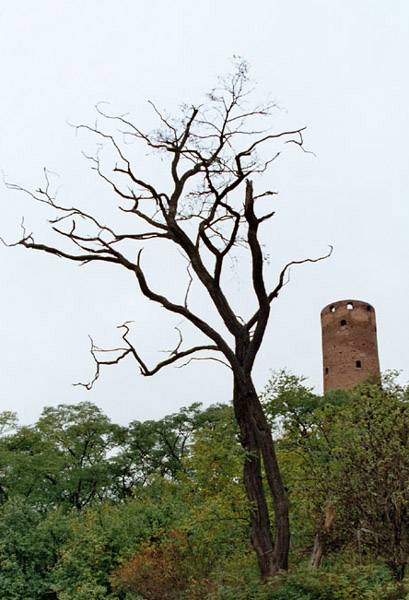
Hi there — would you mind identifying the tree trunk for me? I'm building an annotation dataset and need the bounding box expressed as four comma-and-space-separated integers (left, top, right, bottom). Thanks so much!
310, 530, 325, 569
233, 375, 290, 579
310, 503, 335, 569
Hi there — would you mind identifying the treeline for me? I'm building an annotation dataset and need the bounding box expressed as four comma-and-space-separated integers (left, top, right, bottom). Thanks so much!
1, 373, 409, 599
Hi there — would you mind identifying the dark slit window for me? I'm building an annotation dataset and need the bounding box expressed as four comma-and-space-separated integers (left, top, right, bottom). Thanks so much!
356, 360, 361, 368
340, 319, 347, 326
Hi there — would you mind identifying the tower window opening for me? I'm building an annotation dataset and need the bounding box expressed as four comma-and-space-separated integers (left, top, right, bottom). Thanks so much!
356, 360, 362, 368
330, 305, 335, 313
325, 367, 329, 375
347, 303, 354, 310
367, 305, 372, 311
340, 319, 347, 326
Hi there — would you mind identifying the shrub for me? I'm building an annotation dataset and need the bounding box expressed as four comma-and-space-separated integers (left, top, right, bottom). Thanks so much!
263, 563, 408, 600
206, 561, 408, 600
112, 528, 213, 600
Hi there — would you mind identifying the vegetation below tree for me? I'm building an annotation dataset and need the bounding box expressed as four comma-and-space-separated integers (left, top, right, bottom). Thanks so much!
1, 372, 409, 599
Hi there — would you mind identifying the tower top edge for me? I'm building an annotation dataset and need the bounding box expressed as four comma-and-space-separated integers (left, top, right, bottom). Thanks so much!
321, 300, 375, 317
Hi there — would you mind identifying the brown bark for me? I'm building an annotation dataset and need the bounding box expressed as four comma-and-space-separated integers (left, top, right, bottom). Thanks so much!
233, 375, 289, 578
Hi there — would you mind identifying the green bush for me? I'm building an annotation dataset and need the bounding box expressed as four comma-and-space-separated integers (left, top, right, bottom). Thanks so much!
263, 563, 408, 600
52, 482, 189, 600
208, 562, 408, 600
0, 499, 72, 600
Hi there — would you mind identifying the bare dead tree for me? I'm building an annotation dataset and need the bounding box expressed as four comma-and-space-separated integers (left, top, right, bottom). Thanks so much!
3, 62, 331, 579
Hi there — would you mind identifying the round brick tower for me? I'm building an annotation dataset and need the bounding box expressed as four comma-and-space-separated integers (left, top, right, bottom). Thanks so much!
321, 299, 380, 392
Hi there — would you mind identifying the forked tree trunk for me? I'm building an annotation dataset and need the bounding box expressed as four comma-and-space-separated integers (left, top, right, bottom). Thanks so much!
233, 376, 290, 579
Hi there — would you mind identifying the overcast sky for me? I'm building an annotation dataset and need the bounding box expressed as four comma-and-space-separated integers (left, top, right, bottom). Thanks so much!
0, 0, 408, 425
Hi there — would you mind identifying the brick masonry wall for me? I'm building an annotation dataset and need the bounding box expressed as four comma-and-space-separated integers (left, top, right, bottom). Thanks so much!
321, 300, 380, 392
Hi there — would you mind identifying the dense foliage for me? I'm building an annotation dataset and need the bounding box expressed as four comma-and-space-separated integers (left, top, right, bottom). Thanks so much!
1, 373, 409, 598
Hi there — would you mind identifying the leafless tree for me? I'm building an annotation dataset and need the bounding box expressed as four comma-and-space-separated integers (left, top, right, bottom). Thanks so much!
3, 62, 330, 579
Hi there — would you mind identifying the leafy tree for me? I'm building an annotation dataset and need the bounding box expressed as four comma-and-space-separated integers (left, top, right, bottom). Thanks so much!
0, 424, 54, 507
0, 499, 72, 600
263, 371, 409, 579
181, 404, 250, 567
52, 481, 189, 600
261, 370, 346, 562
0, 402, 119, 509
326, 378, 409, 580
4, 62, 330, 577
0, 412, 18, 436
0, 411, 20, 503
111, 403, 223, 496
113, 406, 252, 600
36, 402, 119, 509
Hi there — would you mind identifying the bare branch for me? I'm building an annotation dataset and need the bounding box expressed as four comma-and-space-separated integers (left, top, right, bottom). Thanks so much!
285, 130, 317, 156
246, 245, 334, 332
176, 355, 232, 371
269, 245, 334, 301
74, 336, 131, 390
76, 324, 222, 389
184, 266, 193, 309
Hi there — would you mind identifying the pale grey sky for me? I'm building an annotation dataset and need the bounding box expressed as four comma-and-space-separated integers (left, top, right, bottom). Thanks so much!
0, 0, 408, 424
